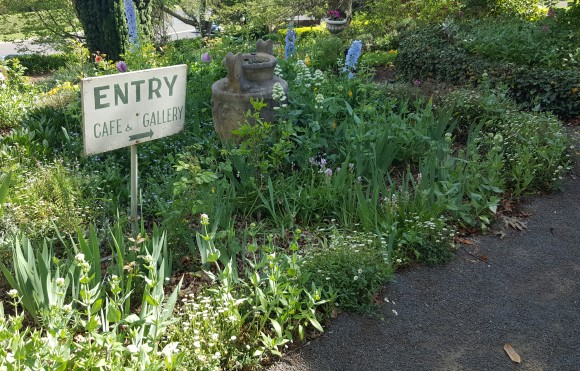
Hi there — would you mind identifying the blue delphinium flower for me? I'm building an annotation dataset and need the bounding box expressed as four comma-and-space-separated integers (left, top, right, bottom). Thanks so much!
124, 0, 139, 46
285, 24, 296, 60
343, 40, 362, 79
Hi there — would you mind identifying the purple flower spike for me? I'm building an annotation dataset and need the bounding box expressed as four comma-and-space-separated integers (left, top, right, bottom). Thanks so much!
116, 61, 128, 73
123, 0, 139, 46
201, 52, 211, 63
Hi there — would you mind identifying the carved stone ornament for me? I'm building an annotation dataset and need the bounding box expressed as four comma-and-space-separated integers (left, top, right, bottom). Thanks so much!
211, 39, 289, 143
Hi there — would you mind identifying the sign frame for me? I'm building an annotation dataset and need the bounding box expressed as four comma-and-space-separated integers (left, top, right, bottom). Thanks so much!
81, 64, 188, 156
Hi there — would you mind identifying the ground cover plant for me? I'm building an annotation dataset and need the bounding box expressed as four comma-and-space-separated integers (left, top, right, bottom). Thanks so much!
0, 0, 576, 368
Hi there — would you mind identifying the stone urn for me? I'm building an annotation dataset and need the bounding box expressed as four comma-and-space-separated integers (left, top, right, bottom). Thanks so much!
325, 18, 347, 34
211, 39, 289, 143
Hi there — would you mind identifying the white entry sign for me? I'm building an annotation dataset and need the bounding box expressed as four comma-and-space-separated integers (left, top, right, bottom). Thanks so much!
81, 64, 187, 155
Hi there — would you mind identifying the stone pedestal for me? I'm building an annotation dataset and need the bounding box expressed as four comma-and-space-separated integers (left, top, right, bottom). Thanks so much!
211, 39, 288, 143
211, 76, 288, 142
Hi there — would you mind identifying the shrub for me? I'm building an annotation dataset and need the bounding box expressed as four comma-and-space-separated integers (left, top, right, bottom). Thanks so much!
396, 25, 487, 84
508, 67, 580, 119
460, 0, 542, 17
360, 50, 397, 67
6, 53, 72, 75
1, 159, 103, 240
277, 25, 326, 43
0, 59, 35, 130
397, 23, 580, 119
302, 230, 393, 313
459, 18, 560, 67
306, 35, 345, 72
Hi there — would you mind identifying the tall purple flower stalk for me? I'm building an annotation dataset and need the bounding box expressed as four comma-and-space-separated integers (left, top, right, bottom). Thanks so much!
124, 0, 139, 46
343, 40, 362, 79
285, 24, 296, 60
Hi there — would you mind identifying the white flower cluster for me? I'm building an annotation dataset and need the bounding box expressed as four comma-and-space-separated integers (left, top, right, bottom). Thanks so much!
295, 60, 312, 86
313, 69, 325, 87
315, 93, 324, 109
272, 82, 288, 110
274, 64, 283, 78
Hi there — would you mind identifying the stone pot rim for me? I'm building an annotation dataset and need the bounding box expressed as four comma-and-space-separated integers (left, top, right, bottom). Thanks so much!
241, 52, 277, 70
324, 18, 347, 25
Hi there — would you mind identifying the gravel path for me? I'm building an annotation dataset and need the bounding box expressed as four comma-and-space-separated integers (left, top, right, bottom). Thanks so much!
270, 127, 580, 371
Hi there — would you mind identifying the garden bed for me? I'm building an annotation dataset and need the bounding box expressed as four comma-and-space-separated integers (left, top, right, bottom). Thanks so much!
0, 1, 578, 368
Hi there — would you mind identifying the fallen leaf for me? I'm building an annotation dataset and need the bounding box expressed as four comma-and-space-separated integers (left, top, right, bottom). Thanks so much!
494, 230, 507, 239
501, 199, 513, 212
504, 343, 521, 363
454, 237, 474, 245
502, 216, 527, 231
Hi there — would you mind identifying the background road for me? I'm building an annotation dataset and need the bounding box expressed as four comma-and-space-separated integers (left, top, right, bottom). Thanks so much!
0, 14, 197, 57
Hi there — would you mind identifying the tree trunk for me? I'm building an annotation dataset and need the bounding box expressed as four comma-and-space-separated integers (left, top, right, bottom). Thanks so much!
73, 0, 152, 61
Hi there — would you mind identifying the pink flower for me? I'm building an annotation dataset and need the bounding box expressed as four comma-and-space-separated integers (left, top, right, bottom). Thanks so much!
413, 79, 422, 87
327, 10, 343, 20
95, 55, 103, 63
116, 61, 128, 72
201, 52, 211, 63
541, 25, 549, 32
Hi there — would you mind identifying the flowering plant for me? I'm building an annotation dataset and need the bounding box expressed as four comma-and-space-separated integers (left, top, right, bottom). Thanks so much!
326, 9, 344, 21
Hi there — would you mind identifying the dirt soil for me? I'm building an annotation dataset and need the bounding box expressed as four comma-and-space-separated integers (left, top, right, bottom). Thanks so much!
270, 127, 580, 371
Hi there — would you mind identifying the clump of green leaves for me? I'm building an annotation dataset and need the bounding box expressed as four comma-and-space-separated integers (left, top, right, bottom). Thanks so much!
303, 230, 393, 313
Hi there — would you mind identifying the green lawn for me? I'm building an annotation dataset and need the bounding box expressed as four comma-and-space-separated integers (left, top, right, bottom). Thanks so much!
0, 12, 32, 41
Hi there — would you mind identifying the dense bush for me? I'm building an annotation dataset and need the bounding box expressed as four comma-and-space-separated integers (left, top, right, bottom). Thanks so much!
397, 22, 580, 119
360, 50, 397, 67
459, 0, 542, 17
7, 53, 72, 75
0, 59, 36, 130
509, 67, 580, 119
396, 25, 485, 84
302, 230, 392, 313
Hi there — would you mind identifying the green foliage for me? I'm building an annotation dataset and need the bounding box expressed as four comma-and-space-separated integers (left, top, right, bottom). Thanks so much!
509, 67, 580, 119
169, 228, 330, 368
460, 0, 543, 17
306, 35, 344, 72
7, 53, 73, 75
0, 224, 182, 369
396, 20, 580, 119
1, 159, 101, 240
396, 24, 483, 84
443, 85, 572, 195
0, 19, 575, 368
276, 25, 326, 42
0, 236, 73, 324
360, 50, 397, 67
491, 111, 571, 194
0, 172, 10, 219
302, 230, 392, 313
0, 59, 36, 130
459, 17, 579, 69
356, 0, 460, 40
0, 1, 81, 47
73, 0, 153, 60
